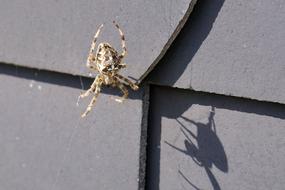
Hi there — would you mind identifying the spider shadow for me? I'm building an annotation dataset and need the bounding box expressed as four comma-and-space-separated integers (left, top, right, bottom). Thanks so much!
146, 85, 285, 190
145, 0, 226, 187
165, 107, 228, 190
178, 170, 201, 190
0, 63, 142, 100
146, 87, 228, 190
145, 0, 225, 86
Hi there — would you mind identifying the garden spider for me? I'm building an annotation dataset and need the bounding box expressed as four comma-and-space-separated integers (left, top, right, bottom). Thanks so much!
78, 21, 139, 118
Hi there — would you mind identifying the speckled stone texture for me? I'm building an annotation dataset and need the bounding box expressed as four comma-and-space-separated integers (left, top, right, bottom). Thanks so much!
0, 65, 144, 190
0, 0, 197, 82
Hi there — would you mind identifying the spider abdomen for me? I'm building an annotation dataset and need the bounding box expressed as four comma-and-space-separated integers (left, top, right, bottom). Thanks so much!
96, 43, 123, 74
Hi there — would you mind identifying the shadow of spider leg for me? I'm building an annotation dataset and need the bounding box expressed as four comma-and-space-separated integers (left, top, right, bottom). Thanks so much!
115, 74, 139, 90
80, 76, 103, 118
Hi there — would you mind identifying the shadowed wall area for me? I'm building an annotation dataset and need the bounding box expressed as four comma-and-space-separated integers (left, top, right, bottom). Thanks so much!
147, 0, 225, 86
147, 0, 285, 104
146, 86, 285, 190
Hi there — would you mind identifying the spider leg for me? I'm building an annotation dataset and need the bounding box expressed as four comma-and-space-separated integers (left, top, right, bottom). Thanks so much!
114, 82, 128, 103
81, 77, 102, 118
90, 24, 104, 54
86, 24, 104, 69
118, 63, 127, 69
78, 76, 98, 100
113, 21, 127, 59
115, 74, 139, 90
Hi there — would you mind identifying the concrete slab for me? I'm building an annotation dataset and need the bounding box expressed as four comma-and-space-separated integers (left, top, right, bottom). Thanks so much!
0, 65, 144, 190
147, 0, 285, 104
146, 86, 285, 190
0, 0, 197, 83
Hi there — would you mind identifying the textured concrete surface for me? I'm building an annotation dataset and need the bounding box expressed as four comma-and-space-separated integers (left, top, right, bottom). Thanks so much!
147, 0, 285, 104
146, 86, 285, 190
0, 65, 143, 190
0, 0, 197, 83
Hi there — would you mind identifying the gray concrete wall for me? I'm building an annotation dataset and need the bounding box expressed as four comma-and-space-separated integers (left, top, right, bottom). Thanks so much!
144, 1, 285, 187
0, 0, 285, 189
0, 64, 144, 190
146, 86, 285, 190
147, 0, 285, 104
0, 1, 198, 189
0, 0, 197, 81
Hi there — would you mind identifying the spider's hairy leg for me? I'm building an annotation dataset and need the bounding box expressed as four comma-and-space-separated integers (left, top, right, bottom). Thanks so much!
90, 24, 103, 54
115, 74, 139, 91
87, 24, 104, 68
113, 21, 127, 58
78, 77, 97, 100
114, 82, 129, 103
81, 76, 103, 118
119, 63, 127, 69
81, 89, 100, 118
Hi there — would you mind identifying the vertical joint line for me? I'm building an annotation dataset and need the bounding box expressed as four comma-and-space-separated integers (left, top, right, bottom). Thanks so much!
138, 83, 150, 190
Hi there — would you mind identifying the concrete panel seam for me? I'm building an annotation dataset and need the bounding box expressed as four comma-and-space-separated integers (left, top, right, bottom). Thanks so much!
147, 82, 285, 106
138, 0, 198, 83
138, 83, 150, 190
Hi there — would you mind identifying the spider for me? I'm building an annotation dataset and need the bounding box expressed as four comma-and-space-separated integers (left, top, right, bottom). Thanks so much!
78, 21, 139, 118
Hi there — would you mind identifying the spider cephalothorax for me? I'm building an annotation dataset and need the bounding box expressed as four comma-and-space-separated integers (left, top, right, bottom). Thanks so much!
78, 21, 139, 118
